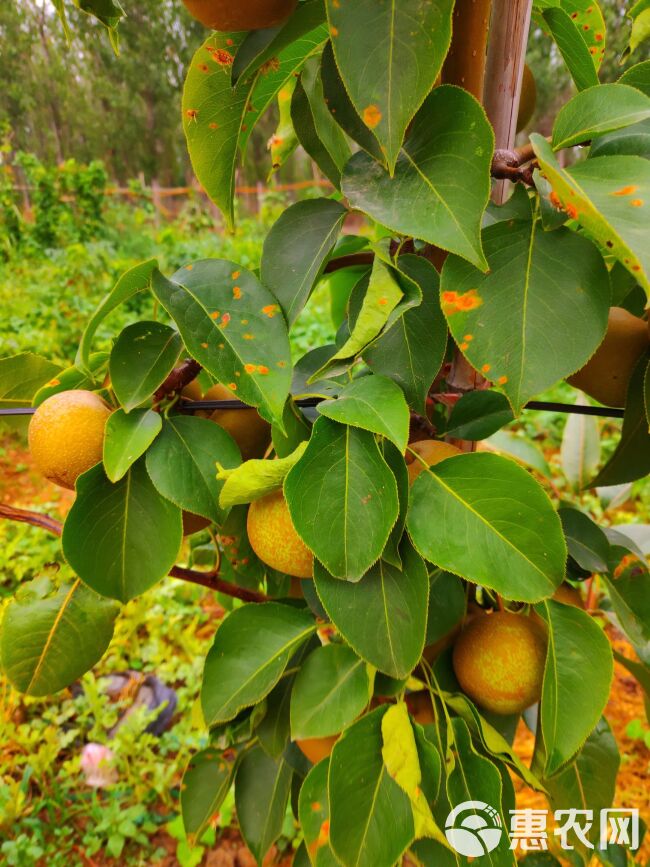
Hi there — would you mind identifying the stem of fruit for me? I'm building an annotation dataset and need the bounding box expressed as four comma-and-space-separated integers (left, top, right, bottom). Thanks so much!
0, 503, 268, 604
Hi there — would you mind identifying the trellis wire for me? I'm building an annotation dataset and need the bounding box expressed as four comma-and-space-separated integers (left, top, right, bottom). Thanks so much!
0, 400, 626, 419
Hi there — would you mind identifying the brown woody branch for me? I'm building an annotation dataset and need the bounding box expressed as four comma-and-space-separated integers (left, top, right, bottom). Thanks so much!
154, 358, 202, 402
0, 503, 268, 603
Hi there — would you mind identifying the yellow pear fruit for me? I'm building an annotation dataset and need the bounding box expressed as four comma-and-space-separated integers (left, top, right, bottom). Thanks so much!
407, 439, 463, 484
516, 64, 537, 132
181, 0, 296, 31
553, 582, 583, 608
295, 735, 338, 765
247, 489, 313, 578
28, 390, 111, 490
181, 379, 203, 402
452, 611, 547, 715
567, 307, 649, 407
205, 383, 271, 461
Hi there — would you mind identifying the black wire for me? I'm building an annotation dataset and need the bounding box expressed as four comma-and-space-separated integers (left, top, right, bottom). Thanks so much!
0, 398, 625, 418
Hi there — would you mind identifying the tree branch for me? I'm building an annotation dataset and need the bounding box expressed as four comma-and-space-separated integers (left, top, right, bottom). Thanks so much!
154, 358, 202, 402
0, 504, 268, 603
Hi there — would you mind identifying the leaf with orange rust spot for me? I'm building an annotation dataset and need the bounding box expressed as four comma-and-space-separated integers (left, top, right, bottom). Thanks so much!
441, 214, 610, 414
532, 134, 650, 294
343, 86, 493, 270
151, 260, 292, 427
298, 759, 339, 867
326, 0, 453, 172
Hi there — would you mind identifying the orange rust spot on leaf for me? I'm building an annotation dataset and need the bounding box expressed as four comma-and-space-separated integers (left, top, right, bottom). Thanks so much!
228, 382, 237, 390
463, 334, 473, 341
565, 203, 579, 220
209, 122, 219, 130
231, 270, 240, 279
233, 286, 242, 299
186, 109, 198, 120
631, 199, 644, 207
613, 185, 638, 196
330, 25, 339, 36
459, 342, 469, 351
201, 342, 208, 349
197, 63, 209, 73
210, 311, 221, 319
378, 296, 388, 306
549, 191, 562, 210
212, 48, 233, 66
221, 313, 231, 326
243, 333, 254, 340
277, 361, 287, 368
363, 104, 382, 128
262, 304, 280, 318
226, 38, 234, 46
497, 375, 508, 385
482, 364, 491, 373
258, 365, 269, 375
245, 363, 256, 374
595, 32, 603, 41
241, 319, 249, 325
48, 378, 61, 386
311, 802, 322, 812
261, 57, 280, 74
186, 264, 194, 270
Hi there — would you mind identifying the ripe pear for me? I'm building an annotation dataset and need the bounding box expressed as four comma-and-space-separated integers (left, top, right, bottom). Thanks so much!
516, 64, 537, 132
181, 379, 203, 402
205, 384, 271, 462
452, 611, 547, 715
28, 390, 111, 490
247, 489, 313, 578
567, 307, 649, 407
182, 0, 296, 31
553, 582, 583, 608
295, 735, 338, 765
407, 439, 462, 484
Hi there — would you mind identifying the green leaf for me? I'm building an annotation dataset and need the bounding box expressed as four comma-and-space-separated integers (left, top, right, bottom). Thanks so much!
232, 0, 327, 83
291, 58, 351, 186
407, 452, 566, 603
62, 461, 182, 603
560, 0, 607, 69
320, 41, 384, 162
261, 198, 347, 325
109, 322, 182, 412
441, 219, 610, 414
379, 439, 409, 569
0, 353, 62, 409
313, 540, 429, 679
103, 408, 162, 483
76, 259, 157, 373
342, 86, 493, 270
531, 134, 650, 294
446, 717, 515, 866
182, 32, 255, 228
552, 84, 650, 150
239, 24, 329, 156
485, 430, 551, 476
589, 118, 650, 159
181, 747, 239, 844
290, 643, 371, 739
317, 375, 410, 451
559, 507, 610, 572
284, 418, 399, 580
298, 759, 339, 867
603, 570, 650, 664
590, 356, 650, 486
626, 1, 650, 60
544, 719, 619, 852
328, 707, 415, 867
151, 261, 292, 425
364, 255, 447, 414
33, 353, 108, 407
539, 600, 613, 776
426, 571, 466, 647
444, 391, 514, 441
218, 442, 307, 508
235, 745, 293, 866
0, 576, 118, 696
201, 602, 316, 726
326, 0, 453, 172
146, 415, 240, 524
560, 396, 601, 489
542, 7, 599, 91
619, 60, 650, 97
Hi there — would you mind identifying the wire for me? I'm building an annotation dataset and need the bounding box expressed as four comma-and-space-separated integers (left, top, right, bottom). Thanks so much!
0, 398, 625, 418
